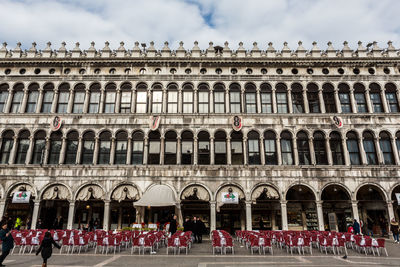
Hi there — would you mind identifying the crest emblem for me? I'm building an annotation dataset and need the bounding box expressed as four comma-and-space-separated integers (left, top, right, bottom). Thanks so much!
332, 116, 343, 128
231, 116, 242, 131
50, 116, 62, 131
149, 116, 161, 131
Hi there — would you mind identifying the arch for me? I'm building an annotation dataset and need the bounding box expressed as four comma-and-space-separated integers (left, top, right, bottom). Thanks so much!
39, 183, 72, 201
143, 183, 178, 201
180, 183, 212, 202
215, 182, 246, 201
110, 182, 141, 202
6, 181, 37, 198
320, 183, 352, 201
284, 182, 318, 201
74, 182, 106, 201
250, 183, 281, 201
389, 183, 400, 201
354, 183, 388, 202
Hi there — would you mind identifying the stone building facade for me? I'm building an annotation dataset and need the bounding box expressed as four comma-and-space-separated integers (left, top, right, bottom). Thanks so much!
0, 40, 399, 234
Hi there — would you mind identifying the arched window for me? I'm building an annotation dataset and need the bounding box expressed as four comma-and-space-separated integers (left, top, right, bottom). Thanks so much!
313, 131, 327, 164
88, 83, 101, 113
346, 131, 361, 165
0, 130, 14, 164
136, 83, 148, 113
41, 83, 54, 113
214, 131, 227, 164
48, 132, 62, 164
281, 131, 293, 165
291, 83, 304, 113
132, 131, 144, 165
307, 83, 320, 113
330, 132, 344, 165
245, 83, 257, 113
198, 131, 210, 165
385, 83, 399, 113
369, 83, 383, 113
167, 84, 178, 113
198, 83, 209, 113
57, 83, 70, 113
72, 83, 85, 113
214, 83, 225, 113
247, 131, 260, 164
120, 83, 132, 113
297, 131, 310, 165
264, 130, 277, 165
65, 131, 78, 164
81, 131, 95, 164
182, 84, 194, 113
379, 131, 394, 165
104, 83, 116, 113
276, 83, 288, 113
354, 83, 367, 113
338, 83, 352, 113
363, 131, 377, 165
0, 83, 9, 113
151, 84, 162, 113
231, 131, 243, 165
260, 83, 272, 113
396, 131, 400, 160
98, 131, 111, 164
15, 130, 30, 164
164, 131, 177, 164
31, 130, 46, 164
26, 83, 39, 113
322, 83, 336, 113
148, 131, 160, 165
10, 83, 24, 113
115, 131, 128, 164
181, 131, 193, 164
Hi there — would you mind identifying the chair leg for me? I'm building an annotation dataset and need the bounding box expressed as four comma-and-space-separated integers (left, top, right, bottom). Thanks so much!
384, 248, 388, 257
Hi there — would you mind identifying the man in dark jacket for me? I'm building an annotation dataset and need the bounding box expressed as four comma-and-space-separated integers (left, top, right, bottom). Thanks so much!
353, 219, 361, 235
0, 222, 14, 266
183, 217, 192, 232
169, 215, 177, 235
193, 217, 205, 243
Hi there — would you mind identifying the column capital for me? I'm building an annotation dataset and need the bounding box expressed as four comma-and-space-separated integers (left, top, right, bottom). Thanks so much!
104, 199, 111, 204
209, 201, 216, 206
316, 200, 323, 205
68, 200, 75, 205
351, 200, 358, 205
280, 200, 288, 205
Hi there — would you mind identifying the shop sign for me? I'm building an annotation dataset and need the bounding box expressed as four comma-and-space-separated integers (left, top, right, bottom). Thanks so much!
221, 192, 239, 204
12, 191, 31, 203
149, 116, 161, 131
332, 116, 343, 128
231, 116, 242, 131
396, 193, 400, 204
50, 116, 62, 131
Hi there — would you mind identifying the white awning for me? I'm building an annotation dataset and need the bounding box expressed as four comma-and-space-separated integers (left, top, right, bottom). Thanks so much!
134, 185, 177, 207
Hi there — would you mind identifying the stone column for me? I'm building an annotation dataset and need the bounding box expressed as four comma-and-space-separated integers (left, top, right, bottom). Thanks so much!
58, 136, 67, 164
240, 90, 245, 113
326, 137, 333, 165
51, 89, 58, 113
193, 137, 198, 165
342, 137, 350, 166
209, 89, 214, 113
351, 201, 360, 222
303, 89, 310, 113
287, 89, 293, 114
260, 136, 265, 165
20, 88, 29, 113
0, 200, 6, 220
31, 200, 41, 230
176, 136, 181, 165
162, 89, 167, 113
280, 200, 288, 230
103, 200, 111, 230
43, 137, 50, 165
67, 88, 74, 113
75, 136, 83, 164
365, 89, 373, 113
391, 137, 400, 165
334, 88, 342, 113
358, 138, 368, 165
143, 137, 149, 165
381, 88, 389, 113
36, 88, 44, 113
316, 200, 324, 231
147, 89, 153, 114
92, 137, 99, 165
126, 137, 132, 165
8, 136, 18, 164
210, 201, 216, 232
293, 136, 299, 166
243, 137, 248, 165
387, 201, 395, 236
25, 136, 34, 165
225, 90, 230, 113
99, 88, 105, 114
226, 137, 232, 165
256, 88, 261, 113
318, 89, 326, 113
67, 201, 75, 230
193, 89, 198, 113
210, 137, 215, 165
349, 89, 357, 113
83, 89, 90, 113
375, 137, 384, 165
159, 137, 165, 165
271, 89, 277, 113
309, 137, 316, 165
115, 89, 121, 113
131, 90, 136, 113
276, 137, 282, 165
109, 137, 116, 165
178, 89, 182, 114
245, 201, 252, 230
118, 207, 123, 229
4, 88, 13, 113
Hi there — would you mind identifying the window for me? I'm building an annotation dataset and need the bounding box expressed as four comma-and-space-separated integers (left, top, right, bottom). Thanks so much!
214, 131, 227, 164
264, 131, 277, 165
115, 131, 128, 164
98, 131, 111, 164
297, 131, 310, 165
164, 131, 177, 164
182, 84, 193, 113
281, 131, 293, 165
0, 130, 14, 164
363, 132, 377, 165
322, 83, 336, 113
276, 83, 288, 113
379, 132, 394, 165
354, 83, 367, 113
65, 131, 78, 164
57, 83, 70, 113
48, 132, 62, 164
231, 131, 243, 165
248, 131, 260, 165
148, 131, 160, 165
26, 83, 39, 113
136, 83, 148, 113
291, 83, 304, 113
230, 83, 241, 113
104, 83, 116, 113
15, 130, 30, 164
0, 84, 9, 113
198, 84, 209, 113
88, 83, 101, 114
167, 84, 178, 113
338, 83, 352, 113
369, 83, 383, 113
346, 132, 361, 165
198, 131, 210, 165
245, 83, 257, 113
120, 83, 132, 113
41, 83, 54, 113
10, 83, 24, 113
313, 131, 327, 165
214, 84, 225, 113
385, 83, 399, 113
307, 83, 320, 113
31, 131, 46, 164
132, 131, 144, 165
330, 132, 344, 165
396, 132, 400, 162
152, 84, 163, 113
72, 84, 85, 114
181, 131, 193, 165
81, 132, 95, 164
260, 83, 272, 113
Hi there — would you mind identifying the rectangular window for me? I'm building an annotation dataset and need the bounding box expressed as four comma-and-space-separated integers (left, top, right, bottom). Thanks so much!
292, 92, 304, 113
214, 141, 226, 164
261, 93, 272, 113
167, 91, 178, 113
26, 91, 39, 113
297, 140, 310, 165
245, 93, 256, 113
65, 140, 78, 164
214, 91, 225, 113
120, 91, 131, 113
380, 140, 394, 165
72, 91, 85, 113
264, 139, 277, 165
198, 141, 210, 164
281, 139, 293, 165
164, 141, 177, 164
41, 91, 54, 113
0, 91, 8, 113
355, 93, 367, 113
81, 140, 94, 164
248, 139, 260, 164
57, 91, 69, 113
152, 91, 162, 113
88, 92, 100, 113
148, 141, 160, 164
346, 140, 360, 165
181, 141, 193, 164
231, 141, 243, 165
48, 140, 61, 164
132, 140, 144, 165
230, 91, 241, 113
276, 93, 288, 113
31, 139, 45, 164
15, 139, 29, 164
183, 91, 193, 113
115, 140, 127, 164
136, 91, 147, 113
339, 93, 351, 113
98, 141, 111, 164
330, 140, 343, 165
370, 93, 383, 113
307, 92, 320, 113
363, 140, 377, 165
198, 91, 209, 113
11, 91, 23, 113
0, 139, 13, 164
104, 92, 115, 113
323, 92, 336, 113
386, 93, 399, 113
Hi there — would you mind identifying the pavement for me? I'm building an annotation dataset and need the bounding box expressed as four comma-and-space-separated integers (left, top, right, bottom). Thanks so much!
2, 237, 400, 267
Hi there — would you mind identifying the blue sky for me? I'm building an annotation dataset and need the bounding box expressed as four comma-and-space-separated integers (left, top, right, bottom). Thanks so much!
0, 0, 399, 51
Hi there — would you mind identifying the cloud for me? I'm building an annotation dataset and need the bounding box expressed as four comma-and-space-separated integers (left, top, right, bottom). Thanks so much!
0, 0, 399, 51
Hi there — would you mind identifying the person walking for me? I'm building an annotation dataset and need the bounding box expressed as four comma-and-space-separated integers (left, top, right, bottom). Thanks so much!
196, 217, 205, 243
390, 218, 399, 243
36, 231, 61, 267
353, 219, 360, 235
0, 222, 14, 267
169, 215, 177, 236
183, 217, 192, 232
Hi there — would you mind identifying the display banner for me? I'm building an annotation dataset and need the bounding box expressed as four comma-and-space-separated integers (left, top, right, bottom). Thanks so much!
12, 191, 31, 203
221, 192, 239, 204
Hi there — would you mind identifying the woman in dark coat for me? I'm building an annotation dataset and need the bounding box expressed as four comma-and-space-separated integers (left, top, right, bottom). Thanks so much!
36, 231, 61, 267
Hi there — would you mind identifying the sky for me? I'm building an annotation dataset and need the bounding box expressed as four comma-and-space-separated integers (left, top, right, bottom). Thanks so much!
0, 0, 399, 51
